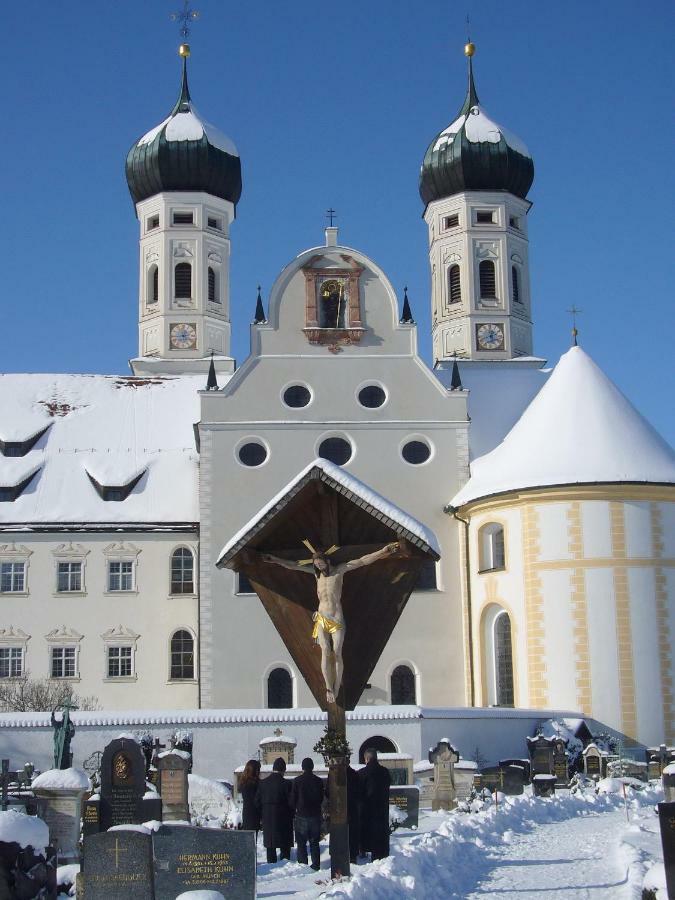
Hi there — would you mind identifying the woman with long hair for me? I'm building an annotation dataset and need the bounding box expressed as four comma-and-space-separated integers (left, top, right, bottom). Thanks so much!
240, 758, 262, 837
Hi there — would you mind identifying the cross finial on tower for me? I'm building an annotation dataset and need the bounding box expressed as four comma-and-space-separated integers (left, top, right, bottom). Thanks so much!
567, 305, 583, 346
326, 208, 337, 227
171, 1, 200, 39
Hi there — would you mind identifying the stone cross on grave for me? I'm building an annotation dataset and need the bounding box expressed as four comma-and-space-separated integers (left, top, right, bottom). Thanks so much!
106, 836, 128, 870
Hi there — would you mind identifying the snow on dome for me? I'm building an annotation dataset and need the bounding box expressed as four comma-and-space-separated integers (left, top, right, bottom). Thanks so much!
0, 808, 49, 851
32, 768, 90, 791
218, 457, 440, 562
451, 347, 675, 507
433, 107, 531, 158
139, 107, 238, 157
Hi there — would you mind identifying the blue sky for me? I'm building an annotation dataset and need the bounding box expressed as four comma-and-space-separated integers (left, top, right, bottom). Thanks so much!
4, 0, 674, 445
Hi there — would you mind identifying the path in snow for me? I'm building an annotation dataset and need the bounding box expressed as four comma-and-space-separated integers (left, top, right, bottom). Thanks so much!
465, 806, 628, 899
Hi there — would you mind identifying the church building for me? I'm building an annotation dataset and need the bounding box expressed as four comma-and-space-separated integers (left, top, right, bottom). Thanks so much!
1, 40, 673, 750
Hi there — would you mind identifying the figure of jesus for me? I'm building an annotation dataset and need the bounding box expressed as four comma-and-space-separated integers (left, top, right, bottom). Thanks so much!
261, 542, 399, 704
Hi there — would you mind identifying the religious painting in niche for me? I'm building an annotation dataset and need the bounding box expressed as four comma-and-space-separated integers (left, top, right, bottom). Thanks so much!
112, 751, 132, 786
319, 279, 347, 328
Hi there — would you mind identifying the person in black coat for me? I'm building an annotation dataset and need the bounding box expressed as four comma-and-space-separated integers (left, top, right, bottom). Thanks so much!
346, 761, 361, 863
255, 757, 293, 863
289, 757, 324, 870
358, 748, 391, 861
239, 759, 261, 836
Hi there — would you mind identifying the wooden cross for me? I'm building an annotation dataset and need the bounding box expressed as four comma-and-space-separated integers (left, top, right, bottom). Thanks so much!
170, 1, 200, 38
326, 208, 337, 227
106, 837, 128, 870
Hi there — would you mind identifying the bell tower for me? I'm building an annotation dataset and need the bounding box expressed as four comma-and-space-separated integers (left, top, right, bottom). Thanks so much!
420, 45, 535, 361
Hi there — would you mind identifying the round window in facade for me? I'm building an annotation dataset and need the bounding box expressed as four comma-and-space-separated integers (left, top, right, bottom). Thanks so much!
318, 436, 352, 466
238, 441, 268, 467
358, 384, 386, 409
402, 439, 431, 465
283, 384, 312, 408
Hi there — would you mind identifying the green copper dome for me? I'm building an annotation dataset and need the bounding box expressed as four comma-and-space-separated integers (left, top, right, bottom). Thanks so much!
126, 57, 242, 208
419, 60, 534, 207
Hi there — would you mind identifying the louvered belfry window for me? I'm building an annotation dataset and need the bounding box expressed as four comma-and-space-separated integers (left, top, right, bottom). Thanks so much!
512, 266, 521, 303
150, 266, 159, 304
479, 260, 496, 298
208, 267, 219, 303
448, 264, 461, 303
175, 263, 192, 299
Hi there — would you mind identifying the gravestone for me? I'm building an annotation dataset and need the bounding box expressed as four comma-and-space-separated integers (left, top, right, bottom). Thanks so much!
647, 744, 675, 779
662, 764, 675, 803
553, 739, 569, 787
34, 789, 84, 862
83, 794, 101, 836
157, 751, 190, 822
533, 774, 556, 797
388, 786, 419, 829
480, 764, 526, 796
526, 735, 556, 777
454, 760, 478, 801
99, 738, 161, 830
499, 758, 531, 783
83, 830, 154, 899
582, 743, 607, 779
657, 801, 675, 900
259, 729, 296, 765
153, 823, 256, 899
428, 739, 459, 811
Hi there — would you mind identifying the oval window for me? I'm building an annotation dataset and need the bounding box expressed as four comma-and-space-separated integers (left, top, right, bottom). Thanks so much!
402, 440, 431, 465
283, 385, 311, 408
358, 385, 386, 409
318, 437, 352, 466
238, 442, 268, 467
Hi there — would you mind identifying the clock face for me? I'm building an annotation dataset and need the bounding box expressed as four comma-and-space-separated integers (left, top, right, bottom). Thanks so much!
170, 323, 197, 350
476, 323, 505, 351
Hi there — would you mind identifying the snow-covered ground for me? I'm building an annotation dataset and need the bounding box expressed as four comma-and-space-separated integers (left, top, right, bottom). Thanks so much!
253, 781, 666, 900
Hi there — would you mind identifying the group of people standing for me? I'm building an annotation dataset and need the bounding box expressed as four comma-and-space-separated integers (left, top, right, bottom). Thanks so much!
239, 748, 393, 869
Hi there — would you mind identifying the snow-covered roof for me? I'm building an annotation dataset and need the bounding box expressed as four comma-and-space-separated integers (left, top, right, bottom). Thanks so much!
217, 458, 440, 564
451, 347, 675, 507
0, 373, 203, 525
259, 734, 297, 746
139, 105, 238, 157
433, 105, 531, 158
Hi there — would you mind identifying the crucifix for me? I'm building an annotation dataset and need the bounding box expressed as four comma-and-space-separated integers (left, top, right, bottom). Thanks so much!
326, 208, 337, 227
567, 304, 582, 346
106, 837, 128, 870
170, 1, 200, 39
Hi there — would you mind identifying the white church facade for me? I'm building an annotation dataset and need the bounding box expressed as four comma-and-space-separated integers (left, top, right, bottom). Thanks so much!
1, 42, 673, 750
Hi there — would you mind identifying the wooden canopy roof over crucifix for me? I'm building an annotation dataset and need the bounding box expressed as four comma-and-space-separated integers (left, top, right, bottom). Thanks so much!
216, 459, 440, 711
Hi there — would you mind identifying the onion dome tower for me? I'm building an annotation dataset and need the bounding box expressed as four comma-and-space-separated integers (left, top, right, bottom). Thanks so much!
421, 43, 536, 363
127, 44, 240, 377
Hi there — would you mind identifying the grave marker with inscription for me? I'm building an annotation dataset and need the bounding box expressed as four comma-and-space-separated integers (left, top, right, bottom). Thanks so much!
83, 830, 154, 899
428, 739, 459, 811
157, 751, 190, 822
526, 735, 556, 777
153, 823, 255, 899
100, 737, 160, 830
582, 743, 607, 779
388, 786, 419, 829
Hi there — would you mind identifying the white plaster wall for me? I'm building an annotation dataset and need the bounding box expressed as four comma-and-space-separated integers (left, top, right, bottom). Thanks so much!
537, 503, 571, 562
0, 532, 199, 710
660, 502, 675, 558
628, 567, 662, 745
624, 502, 653, 558
581, 501, 612, 559
539, 569, 575, 708
585, 567, 621, 728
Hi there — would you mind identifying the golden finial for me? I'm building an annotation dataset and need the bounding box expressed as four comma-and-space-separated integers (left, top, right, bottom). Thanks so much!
464, 42, 476, 57
179, 43, 191, 58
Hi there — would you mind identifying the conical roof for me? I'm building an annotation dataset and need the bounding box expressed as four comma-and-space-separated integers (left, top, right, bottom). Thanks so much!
451, 347, 675, 506
126, 55, 241, 207
420, 56, 534, 207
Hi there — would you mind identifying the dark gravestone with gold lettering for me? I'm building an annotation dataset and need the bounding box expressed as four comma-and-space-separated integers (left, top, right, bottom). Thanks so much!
82, 795, 101, 836
388, 786, 419, 829
83, 830, 154, 899
658, 801, 675, 900
99, 738, 160, 830
153, 823, 255, 899
526, 735, 556, 777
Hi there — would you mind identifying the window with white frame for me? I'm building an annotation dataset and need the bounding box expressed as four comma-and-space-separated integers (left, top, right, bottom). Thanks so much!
0, 646, 24, 678
51, 646, 77, 679
171, 548, 194, 594
107, 645, 133, 678
57, 562, 82, 592
108, 561, 134, 592
478, 522, 506, 572
170, 630, 195, 680
1, 562, 25, 592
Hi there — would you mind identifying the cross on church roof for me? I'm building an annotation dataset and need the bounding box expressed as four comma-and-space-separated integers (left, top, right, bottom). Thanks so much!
326, 208, 337, 227
567, 305, 583, 346
170, 1, 200, 39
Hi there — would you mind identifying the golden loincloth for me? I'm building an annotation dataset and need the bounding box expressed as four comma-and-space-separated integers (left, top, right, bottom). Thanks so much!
312, 612, 343, 642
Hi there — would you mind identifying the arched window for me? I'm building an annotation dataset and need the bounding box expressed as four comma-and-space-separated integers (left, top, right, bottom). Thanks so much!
208, 266, 219, 303
171, 548, 194, 594
494, 612, 514, 707
479, 260, 496, 298
175, 262, 192, 299
358, 736, 397, 764
267, 667, 293, 708
148, 265, 159, 304
511, 266, 521, 303
170, 629, 194, 680
479, 522, 505, 571
448, 264, 461, 303
390, 665, 416, 705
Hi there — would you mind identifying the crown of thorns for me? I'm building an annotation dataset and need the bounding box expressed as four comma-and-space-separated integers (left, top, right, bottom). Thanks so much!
297, 538, 340, 566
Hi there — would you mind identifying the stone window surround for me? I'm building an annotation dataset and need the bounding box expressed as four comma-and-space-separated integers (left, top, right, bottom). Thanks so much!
46, 627, 83, 681
103, 543, 141, 596
101, 625, 139, 682
478, 520, 507, 573
301, 255, 365, 347
0, 544, 32, 595
52, 543, 89, 596
167, 626, 198, 684
0, 627, 30, 679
